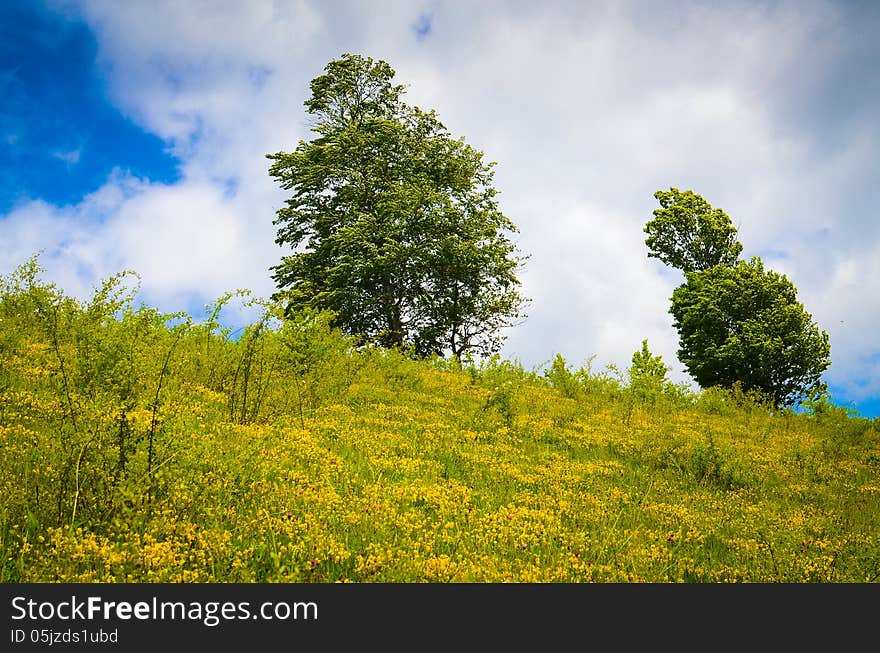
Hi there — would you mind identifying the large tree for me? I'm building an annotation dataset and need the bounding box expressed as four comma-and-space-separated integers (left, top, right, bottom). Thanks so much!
646, 188, 830, 406
268, 54, 526, 357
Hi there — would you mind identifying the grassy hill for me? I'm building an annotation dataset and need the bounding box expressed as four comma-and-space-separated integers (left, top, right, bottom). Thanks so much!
1, 260, 878, 582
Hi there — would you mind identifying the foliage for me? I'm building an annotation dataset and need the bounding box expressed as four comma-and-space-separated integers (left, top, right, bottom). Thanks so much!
628, 339, 669, 398
644, 187, 831, 408
696, 382, 774, 417
542, 354, 631, 409
671, 258, 830, 407
644, 188, 743, 273
801, 389, 875, 446
1, 261, 877, 583
267, 53, 527, 357
544, 353, 581, 399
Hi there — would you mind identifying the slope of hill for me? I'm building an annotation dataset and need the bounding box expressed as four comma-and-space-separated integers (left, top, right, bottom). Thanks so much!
2, 261, 878, 582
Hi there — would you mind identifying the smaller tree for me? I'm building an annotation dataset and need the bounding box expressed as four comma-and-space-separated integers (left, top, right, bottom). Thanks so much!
670, 258, 830, 407
644, 188, 743, 273
628, 339, 669, 393
544, 353, 580, 399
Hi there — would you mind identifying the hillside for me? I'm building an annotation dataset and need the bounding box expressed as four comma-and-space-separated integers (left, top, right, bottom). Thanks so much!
1, 262, 878, 583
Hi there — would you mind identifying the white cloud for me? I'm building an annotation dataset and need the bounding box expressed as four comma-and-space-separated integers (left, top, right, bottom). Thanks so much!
0, 172, 277, 310
52, 148, 81, 165
504, 199, 681, 378
5, 0, 878, 405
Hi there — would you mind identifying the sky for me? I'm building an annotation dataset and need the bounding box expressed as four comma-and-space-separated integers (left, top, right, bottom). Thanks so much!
1, 0, 878, 417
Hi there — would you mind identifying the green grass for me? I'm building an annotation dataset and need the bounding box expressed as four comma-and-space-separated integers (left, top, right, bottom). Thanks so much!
1, 260, 878, 582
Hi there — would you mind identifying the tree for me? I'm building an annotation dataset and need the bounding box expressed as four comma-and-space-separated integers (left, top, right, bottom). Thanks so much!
670, 258, 830, 407
645, 189, 830, 407
628, 339, 669, 391
267, 54, 526, 357
644, 188, 743, 273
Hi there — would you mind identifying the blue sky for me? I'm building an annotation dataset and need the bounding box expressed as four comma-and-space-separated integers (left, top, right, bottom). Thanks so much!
1, 0, 878, 417
0, 1, 179, 211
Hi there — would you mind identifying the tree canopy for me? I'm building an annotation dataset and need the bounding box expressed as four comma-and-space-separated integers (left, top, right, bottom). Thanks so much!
671, 258, 830, 407
646, 189, 830, 407
644, 188, 743, 273
267, 54, 526, 357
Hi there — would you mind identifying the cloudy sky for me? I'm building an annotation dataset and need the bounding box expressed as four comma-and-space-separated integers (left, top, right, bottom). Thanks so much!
2, 0, 878, 416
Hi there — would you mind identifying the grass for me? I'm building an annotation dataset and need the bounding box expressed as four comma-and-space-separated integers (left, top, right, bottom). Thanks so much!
1, 259, 878, 582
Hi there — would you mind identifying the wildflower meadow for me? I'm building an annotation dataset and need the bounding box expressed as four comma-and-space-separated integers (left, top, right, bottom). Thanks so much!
1, 259, 878, 583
